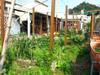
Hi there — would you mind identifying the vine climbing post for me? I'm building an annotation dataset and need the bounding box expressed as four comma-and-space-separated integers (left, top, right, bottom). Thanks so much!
64, 5, 68, 45
49, 0, 55, 50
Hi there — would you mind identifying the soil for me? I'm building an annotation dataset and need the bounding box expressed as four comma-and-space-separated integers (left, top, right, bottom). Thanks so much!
72, 55, 89, 75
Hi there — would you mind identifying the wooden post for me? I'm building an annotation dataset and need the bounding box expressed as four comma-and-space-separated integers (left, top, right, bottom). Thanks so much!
32, 8, 35, 34
64, 5, 68, 45
90, 13, 94, 39
40, 16, 42, 35
49, 0, 55, 49
0, 0, 5, 45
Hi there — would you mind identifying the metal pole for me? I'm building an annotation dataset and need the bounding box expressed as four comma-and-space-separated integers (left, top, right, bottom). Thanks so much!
32, 8, 35, 34
49, 0, 55, 49
64, 5, 68, 45
0, 0, 5, 46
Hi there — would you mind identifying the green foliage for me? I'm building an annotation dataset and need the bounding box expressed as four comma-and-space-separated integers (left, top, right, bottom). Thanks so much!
7, 36, 35, 59
4, 31, 89, 75
95, 47, 100, 52
86, 22, 90, 31
7, 62, 52, 75
36, 35, 49, 49
55, 45, 79, 74
67, 29, 85, 45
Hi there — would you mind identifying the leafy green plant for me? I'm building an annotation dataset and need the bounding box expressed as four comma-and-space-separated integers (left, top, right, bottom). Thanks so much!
4, 31, 89, 75
36, 35, 49, 49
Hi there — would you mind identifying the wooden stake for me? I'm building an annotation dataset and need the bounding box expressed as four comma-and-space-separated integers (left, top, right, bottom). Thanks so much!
64, 5, 68, 45
90, 13, 94, 39
49, 0, 55, 49
0, 0, 5, 46
32, 8, 35, 33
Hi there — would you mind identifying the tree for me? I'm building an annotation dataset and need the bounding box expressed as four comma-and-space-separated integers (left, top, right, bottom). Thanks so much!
69, 2, 100, 14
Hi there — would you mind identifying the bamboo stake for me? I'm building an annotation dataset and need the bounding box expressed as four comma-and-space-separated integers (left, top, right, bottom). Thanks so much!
49, 0, 55, 49
0, 0, 16, 70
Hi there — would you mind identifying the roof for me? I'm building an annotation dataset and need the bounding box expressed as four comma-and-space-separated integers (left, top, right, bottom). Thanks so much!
5, 0, 48, 14
5, 0, 89, 20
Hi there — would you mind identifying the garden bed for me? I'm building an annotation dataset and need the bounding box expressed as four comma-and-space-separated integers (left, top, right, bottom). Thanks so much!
3, 31, 90, 75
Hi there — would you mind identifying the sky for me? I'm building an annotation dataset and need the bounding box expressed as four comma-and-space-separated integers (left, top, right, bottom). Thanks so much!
16, 0, 100, 17
16, 0, 100, 8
